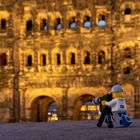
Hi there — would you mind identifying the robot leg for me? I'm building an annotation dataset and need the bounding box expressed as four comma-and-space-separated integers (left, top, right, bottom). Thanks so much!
105, 114, 114, 128
119, 113, 133, 127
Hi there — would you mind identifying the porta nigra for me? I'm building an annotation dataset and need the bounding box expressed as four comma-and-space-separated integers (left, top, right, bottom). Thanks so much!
0, 0, 140, 122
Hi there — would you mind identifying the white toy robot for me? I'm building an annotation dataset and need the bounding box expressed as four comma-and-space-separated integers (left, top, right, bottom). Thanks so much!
106, 85, 132, 127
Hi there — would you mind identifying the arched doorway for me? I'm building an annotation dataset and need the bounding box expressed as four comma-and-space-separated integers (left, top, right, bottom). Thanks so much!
31, 96, 58, 122
74, 95, 100, 120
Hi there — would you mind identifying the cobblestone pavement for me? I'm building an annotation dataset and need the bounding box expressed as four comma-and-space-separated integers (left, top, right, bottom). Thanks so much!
0, 119, 139, 140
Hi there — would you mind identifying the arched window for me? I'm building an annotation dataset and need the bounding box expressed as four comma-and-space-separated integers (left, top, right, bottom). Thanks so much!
0, 53, 7, 66
70, 53, 76, 64
1, 19, 6, 30
69, 17, 76, 29
124, 47, 131, 58
99, 15, 105, 21
123, 66, 131, 74
125, 8, 132, 15
56, 53, 61, 65
124, 8, 132, 22
84, 52, 90, 64
40, 19, 47, 31
83, 16, 91, 28
98, 15, 106, 27
98, 51, 105, 64
27, 55, 32, 66
55, 18, 62, 30
26, 20, 33, 32
48, 102, 58, 122
41, 54, 46, 66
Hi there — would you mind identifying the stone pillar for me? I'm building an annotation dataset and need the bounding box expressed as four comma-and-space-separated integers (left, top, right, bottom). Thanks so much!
62, 49, 66, 65
48, 48, 52, 72
134, 84, 140, 118
48, 14, 54, 35
61, 88, 68, 120
61, 8, 68, 32
25, 108, 31, 121
19, 88, 27, 121
34, 48, 39, 72
91, 4, 96, 31
76, 11, 82, 33
77, 42, 82, 66
67, 106, 74, 120
12, 42, 20, 122
12, 76, 20, 122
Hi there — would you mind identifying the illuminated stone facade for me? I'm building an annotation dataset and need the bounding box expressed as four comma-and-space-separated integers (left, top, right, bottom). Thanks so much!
0, 0, 140, 122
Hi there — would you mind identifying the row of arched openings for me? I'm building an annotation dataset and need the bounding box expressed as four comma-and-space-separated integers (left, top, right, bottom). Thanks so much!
31, 95, 99, 122
26, 14, 106, 32
0, 7, 132, 32
26, 7, 133, 32
0, 6, 133, 31
26, 51, 105, 67
0, 47, 133, 74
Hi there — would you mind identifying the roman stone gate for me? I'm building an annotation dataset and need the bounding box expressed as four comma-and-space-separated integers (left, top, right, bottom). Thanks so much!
19, 85, 135, 122
19, 87, 107, 122
20, 88, 63, 122
0, 0, 140, 122
31, 96, 57, 122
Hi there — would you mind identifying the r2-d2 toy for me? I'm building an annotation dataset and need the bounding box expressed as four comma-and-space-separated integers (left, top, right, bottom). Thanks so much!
106, 85, 132, 127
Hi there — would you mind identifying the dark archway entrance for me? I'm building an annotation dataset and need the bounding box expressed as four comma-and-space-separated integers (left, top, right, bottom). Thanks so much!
74, 95, 100, 120
31, 96, 58, 122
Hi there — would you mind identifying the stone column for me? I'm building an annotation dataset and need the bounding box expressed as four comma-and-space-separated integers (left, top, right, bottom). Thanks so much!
134, 85, 140, 118
12, 41, 20, 122
61, 8, 68, 33
48, 14, 54, 35
61, 88, 68, 120
91, 3, 96, 31
25, 108, 31, 121
12, 76, 20, 122
34, 48, 39, 72
19, 88, 27, 121
76, 11, 82, 33
67, 106, 74, 120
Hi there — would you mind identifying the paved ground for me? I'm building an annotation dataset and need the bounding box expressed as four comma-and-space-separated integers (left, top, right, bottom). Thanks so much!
0, 119, 139, 140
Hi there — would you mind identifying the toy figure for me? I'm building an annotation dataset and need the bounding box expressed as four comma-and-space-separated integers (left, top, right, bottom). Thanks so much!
93, 93, 114, 128
106, 85, 132, 127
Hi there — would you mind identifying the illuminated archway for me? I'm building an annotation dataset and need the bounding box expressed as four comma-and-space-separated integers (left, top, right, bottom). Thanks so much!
73, 94, 99, 120
31, 96, 58, 122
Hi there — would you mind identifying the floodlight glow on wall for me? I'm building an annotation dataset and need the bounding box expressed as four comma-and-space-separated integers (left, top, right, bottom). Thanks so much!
98, 20, 106, 27
56, 24, 62, 29
83, 21, 91, 28
44, 25, 48, 30
70, 22, 76, 29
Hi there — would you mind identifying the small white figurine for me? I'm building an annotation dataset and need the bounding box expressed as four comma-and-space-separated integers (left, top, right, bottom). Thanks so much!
106, 85, 132, 127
